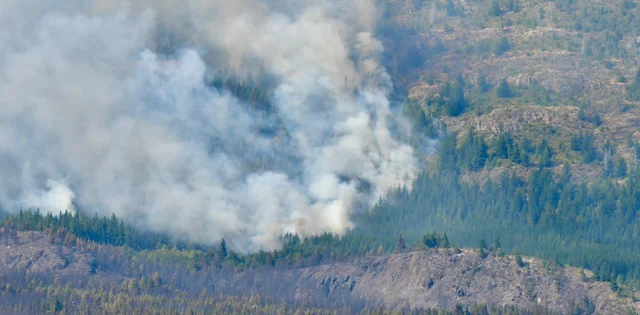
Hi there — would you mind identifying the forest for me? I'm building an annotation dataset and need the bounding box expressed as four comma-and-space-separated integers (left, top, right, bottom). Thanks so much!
4, 0, 640, 313
2, 123, 640, 312
0, 212, 575, 315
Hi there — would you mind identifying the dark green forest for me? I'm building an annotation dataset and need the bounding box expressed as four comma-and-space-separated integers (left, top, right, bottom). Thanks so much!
358, 135, 640, 290
3, 126, 640, 294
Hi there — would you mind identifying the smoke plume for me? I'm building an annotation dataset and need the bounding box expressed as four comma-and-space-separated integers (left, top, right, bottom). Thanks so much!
0, 0, 419, 251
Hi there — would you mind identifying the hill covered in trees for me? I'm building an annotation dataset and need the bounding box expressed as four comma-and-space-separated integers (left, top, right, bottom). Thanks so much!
3, 0, 640, 313
0, 222, 637, 314
385, 0, 640, 178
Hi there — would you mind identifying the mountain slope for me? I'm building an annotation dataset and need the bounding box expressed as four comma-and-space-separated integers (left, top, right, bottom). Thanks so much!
1, 228, 637, 314
381, 0, 640, 178
288, 250, 637, 314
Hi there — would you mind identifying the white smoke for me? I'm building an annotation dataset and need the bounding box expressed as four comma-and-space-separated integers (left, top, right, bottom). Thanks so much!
0, 0, 419, 251
23, 180, 77, 215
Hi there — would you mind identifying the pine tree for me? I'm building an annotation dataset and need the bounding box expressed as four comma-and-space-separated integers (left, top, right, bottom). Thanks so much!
627, 69, 640, 101
536, 139, 554, 167
444, 80, 467, 117
495, 78, 512, 98
616, 159, 628, 177
488, 0, 502, 16
215, 238, 228, 266
441, 233, 450, 248
477, 73, 491, 93
514, 248, 524, 267
605, 158, 615, 177
395, 234, 406, 252
478, 239, 488, 258
494, 236, 501, 250
495, 133, 511, 159
492, 36, 511, 56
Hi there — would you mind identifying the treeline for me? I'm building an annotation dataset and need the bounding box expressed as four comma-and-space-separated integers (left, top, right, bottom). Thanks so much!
0, 209, 183, 251
346, 132, 640, 292
0, 209, 454, 272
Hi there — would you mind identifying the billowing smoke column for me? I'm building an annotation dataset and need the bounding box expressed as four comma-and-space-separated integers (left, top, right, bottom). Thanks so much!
0, 0, 419, 251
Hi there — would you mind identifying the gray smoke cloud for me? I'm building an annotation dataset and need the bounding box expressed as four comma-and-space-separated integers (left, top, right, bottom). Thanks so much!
0, 0, 419, 251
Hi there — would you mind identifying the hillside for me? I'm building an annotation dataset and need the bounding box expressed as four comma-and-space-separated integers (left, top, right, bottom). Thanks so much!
380, 0, 640, 179
3, 0, 640, 314
0, 228, 638, 314
280, 250, 638, 314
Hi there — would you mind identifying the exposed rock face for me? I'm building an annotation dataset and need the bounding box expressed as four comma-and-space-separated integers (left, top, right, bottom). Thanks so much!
0, 229, 94, 276
275, 249, 639, 314
439, 105, 584, 137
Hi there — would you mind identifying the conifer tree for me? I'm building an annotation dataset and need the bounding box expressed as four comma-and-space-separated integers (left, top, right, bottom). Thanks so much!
495, 78, 512, 98
395, 234, 406, 252
441, 233, 450, 248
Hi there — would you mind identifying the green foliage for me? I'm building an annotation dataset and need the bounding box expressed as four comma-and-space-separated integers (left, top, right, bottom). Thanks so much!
493, 133, 510, 159
350, 140, 640, 289
444, 131, 537, 171
218, 238, 227, 260
491, 36, 511, 56
477, 73, 491, 93
495, 78, 512, 98
569, 132, 598, 163
514, 249, 525, 267
427, 76, 469, 117
459, 130, 488, 171
421, 232, 450, 249
403, 99, 438, 137
535, 139, 554, 167
444, 79, 468, 117
439, 133, 460, 172
494, 236, 502, 250
479, 239, 487, 251
446, 0, 458, 16
626, 70, 640, 101
488, 0, 503, 17
520, 82, 557, 106
615, 158, 628, 178
578, 109, 602, 126
479, 239, 488, 258
395, 233, 406, 252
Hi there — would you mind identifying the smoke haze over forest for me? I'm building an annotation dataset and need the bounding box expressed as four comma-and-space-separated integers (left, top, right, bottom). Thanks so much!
0, 0, 421, 251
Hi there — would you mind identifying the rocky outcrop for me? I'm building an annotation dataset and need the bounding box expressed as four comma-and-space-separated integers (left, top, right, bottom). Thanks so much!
235, 249, 639, 314
0, 229, 94, 276
439, 105, 585, 137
